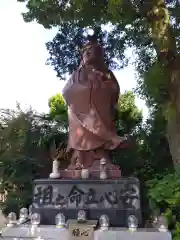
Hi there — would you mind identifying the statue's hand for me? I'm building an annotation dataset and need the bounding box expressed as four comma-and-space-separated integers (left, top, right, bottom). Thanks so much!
75, 159, 84, 170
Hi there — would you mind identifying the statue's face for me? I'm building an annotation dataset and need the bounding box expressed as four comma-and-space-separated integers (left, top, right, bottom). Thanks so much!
82, 45, 103, 64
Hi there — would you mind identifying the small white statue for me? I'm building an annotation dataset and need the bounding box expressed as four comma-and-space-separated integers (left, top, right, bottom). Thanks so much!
100, 158, 108, 179
158, 215, 168, 232
18, 208, 28, 224
49, 141, 66, 179
7, 212, 17, 227
49, 158, 60, 179
99, 215, 109, 230
127, 215, 138, 231
77, 210, 86, 223
55, 213, 66, 229
81, 169, 89, 179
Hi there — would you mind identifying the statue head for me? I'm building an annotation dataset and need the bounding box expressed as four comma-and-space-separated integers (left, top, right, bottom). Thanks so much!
81, 36, 104, 65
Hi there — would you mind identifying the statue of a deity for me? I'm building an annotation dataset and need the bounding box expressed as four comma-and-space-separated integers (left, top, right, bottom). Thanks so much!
62, 37, 127, 171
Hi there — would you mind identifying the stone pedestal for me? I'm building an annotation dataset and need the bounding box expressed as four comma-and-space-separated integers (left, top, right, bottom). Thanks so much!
60, 161, 121, 179
32, 178, 141, 227
59, 169, 121, 179
2, 226, 172, 240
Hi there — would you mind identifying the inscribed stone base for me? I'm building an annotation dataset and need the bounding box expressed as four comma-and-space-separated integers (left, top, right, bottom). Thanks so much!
32, 178, 141, 227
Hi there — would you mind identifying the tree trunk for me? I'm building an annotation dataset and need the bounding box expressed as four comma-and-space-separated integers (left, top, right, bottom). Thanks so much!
166, 68, 180, 172
143, 0, 180, 171
166, 112, 180, 172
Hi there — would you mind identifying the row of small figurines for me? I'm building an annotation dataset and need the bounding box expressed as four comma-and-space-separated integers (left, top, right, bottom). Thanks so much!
49, 158, 108, 179
2, 207, 169, 238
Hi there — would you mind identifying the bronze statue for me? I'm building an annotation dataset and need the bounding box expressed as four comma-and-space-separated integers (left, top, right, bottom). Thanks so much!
62, 38, 127, 171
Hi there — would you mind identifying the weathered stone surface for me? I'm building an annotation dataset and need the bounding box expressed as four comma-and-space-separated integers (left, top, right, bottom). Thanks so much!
32, 178, 141, 227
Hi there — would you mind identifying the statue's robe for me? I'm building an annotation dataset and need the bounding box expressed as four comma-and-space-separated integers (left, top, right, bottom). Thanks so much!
62, 64, 125, 169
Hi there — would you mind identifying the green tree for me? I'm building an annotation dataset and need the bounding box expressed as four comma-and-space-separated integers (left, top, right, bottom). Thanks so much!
17, 0, 180, 170
0, 107, 41, 215
48, 93, 68, 130
147, 172, 180, 239
45, 24, 127, 79
138, 109, 173, 181
112, 91, 143, 176
0, 105, 66, 215
117, 91, 142, 135
135, 108, 174, 222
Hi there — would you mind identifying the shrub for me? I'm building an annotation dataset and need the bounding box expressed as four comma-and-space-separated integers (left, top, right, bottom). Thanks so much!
147, 173, 180, 239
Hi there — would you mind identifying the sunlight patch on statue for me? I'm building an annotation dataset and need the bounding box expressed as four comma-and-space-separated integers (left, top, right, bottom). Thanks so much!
77, 128, 83, 136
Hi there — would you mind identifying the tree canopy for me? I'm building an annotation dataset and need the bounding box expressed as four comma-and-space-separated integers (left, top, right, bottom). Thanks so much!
16, 0, 180, 101
16, 0, 180, 171
0, 104, 67, 215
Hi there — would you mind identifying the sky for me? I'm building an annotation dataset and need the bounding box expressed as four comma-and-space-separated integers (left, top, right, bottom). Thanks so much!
0, 0, 148, 118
